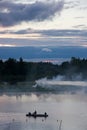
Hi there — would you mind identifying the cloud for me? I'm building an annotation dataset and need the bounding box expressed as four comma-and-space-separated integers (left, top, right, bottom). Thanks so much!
0, 0, 64, 27
1, 28, 87, 39
13, 28, 35, 34
64, 1, 80, 9
42, 48, 52, 52
65, 0, 87, 10
1, 29, 87, 40
72, 25, 87, 29
34, 29, 87, 37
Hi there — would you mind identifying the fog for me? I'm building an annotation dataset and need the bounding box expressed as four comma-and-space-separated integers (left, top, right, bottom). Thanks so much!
34, 76, 87, 93
36, 77, 87, 87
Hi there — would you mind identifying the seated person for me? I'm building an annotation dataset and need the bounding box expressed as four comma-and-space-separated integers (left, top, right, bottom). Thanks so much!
33, 110, 37, 115
44, 112, 47, 116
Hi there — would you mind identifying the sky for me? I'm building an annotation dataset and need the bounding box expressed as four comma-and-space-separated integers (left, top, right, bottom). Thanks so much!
0, 0, 87, 61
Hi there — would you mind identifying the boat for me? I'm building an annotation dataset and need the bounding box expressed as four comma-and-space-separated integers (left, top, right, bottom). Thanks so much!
26, 112, 48, 118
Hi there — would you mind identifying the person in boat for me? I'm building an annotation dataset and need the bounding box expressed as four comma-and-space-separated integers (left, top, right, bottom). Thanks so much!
44, 112, 47, 116
28, 112, 31, 116
33, 110, 37, 116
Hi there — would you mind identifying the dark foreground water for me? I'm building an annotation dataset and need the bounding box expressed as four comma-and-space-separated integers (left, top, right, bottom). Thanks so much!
0, 92, 87, 130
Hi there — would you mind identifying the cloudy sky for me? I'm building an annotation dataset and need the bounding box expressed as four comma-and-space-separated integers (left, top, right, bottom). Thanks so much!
0, 0, 87, 60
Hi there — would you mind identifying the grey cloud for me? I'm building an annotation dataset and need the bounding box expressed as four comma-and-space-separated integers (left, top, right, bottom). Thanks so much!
13, 28, 35, 34
64, 1, 80, 9
0, 29, 87, 47
73, 25, 87, 29
1, 29, 87, 38
34, 29, 87, 37
0, 0, 64, 26
0, 28, 35, 34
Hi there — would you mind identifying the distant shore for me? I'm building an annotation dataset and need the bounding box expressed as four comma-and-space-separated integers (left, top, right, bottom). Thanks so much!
0, 57, 87, 93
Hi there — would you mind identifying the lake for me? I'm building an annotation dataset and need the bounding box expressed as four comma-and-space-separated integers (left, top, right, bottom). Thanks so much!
0, 92, 87, 130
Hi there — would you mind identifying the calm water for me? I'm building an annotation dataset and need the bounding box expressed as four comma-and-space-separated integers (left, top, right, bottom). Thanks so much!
0, 92, 87, 130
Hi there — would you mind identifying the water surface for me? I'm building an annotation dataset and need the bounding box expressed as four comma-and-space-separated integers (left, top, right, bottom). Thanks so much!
0, 92, 87, 130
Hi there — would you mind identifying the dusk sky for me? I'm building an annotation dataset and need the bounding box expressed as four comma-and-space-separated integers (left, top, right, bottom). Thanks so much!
0, 0, 87, 61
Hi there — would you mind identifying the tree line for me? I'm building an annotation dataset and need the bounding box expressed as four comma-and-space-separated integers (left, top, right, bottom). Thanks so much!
0, 57, 87, 83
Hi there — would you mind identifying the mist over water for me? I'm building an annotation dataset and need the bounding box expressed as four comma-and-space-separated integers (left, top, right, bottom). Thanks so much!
34, 76, 87, 93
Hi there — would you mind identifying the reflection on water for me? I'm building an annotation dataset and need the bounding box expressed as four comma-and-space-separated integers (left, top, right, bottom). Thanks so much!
0, 92, 87, 130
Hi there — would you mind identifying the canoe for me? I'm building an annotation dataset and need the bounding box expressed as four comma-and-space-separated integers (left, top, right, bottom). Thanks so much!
26, 113, 48, 118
